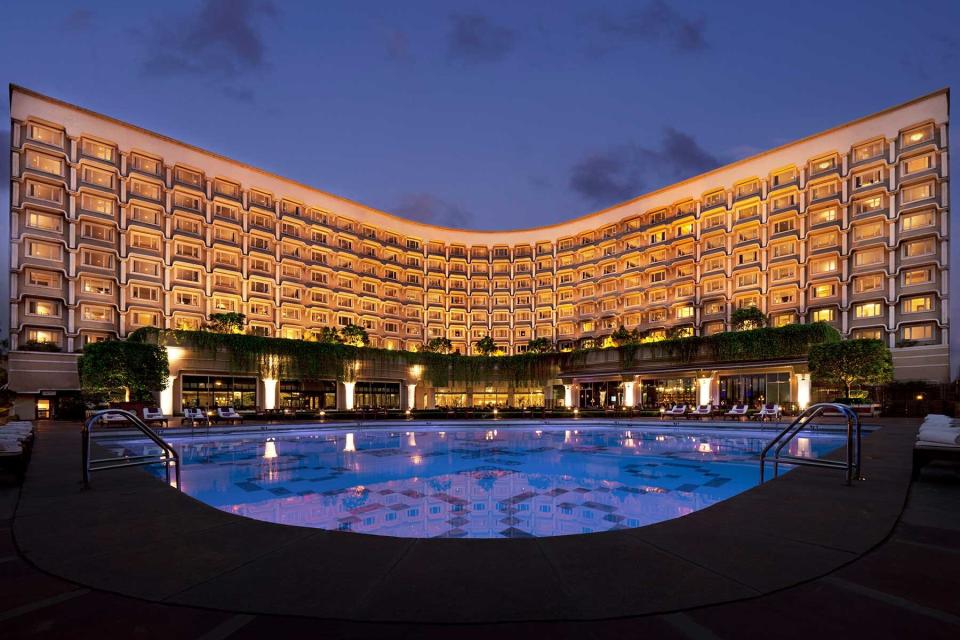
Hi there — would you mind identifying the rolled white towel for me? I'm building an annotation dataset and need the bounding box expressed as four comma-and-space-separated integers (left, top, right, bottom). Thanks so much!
917, 430, 960, 446
919, 424, 958, 435
923, 414, 952, 423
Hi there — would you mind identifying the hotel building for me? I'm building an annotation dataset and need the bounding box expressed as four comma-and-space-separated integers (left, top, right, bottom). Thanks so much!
6, 86, 951, 418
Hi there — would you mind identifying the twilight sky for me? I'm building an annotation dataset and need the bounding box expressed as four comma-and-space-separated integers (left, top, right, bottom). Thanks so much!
1, 0, 959, 231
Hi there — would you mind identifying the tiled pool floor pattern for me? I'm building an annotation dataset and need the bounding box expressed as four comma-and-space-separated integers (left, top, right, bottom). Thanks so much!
116, 426, 844, 538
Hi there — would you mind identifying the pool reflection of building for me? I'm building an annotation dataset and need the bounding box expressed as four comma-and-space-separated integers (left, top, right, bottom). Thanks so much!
9, 85, 950, 419
131, 428, 835, 538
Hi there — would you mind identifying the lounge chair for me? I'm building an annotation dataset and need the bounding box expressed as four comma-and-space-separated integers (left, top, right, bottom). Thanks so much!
216, 407, 244, 424
912, 414, 960, 479
725, 404, 748, 420
142, 407, 168, 428
665, 404, 687, 418
689, 404, 712, 419
182, 407, 209, 428
756, 403, 782, 422
99, 412, 132, 427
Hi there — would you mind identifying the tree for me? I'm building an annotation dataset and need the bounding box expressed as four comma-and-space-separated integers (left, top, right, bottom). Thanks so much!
339, 323, 370, 347
808, 339, 893, 399
526, 337, 554, 353
312, 327, 342, 344
422, 337, 453, 354
207, 312, 246, 334
78, 340, 169, 402
474, 335, 498, 356
731, 307, 766, 331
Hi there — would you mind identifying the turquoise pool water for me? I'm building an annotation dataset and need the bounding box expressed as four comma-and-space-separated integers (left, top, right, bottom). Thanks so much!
112, 424, 844, 538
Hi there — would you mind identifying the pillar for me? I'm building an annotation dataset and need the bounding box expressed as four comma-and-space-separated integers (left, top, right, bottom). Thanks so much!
564, 384, 575, 408
262, 377, 278, 411
160, 375, 178, 416
341, 381, 356, 410
796, 373, 811, 410
407, 383, 417, 410
623, 380, 636, 407
696, 375, 713, 407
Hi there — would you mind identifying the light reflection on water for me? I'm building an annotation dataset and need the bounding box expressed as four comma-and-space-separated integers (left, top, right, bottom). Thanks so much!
120, 426, 843, 539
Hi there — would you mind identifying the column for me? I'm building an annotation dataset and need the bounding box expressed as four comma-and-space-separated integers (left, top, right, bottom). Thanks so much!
696, 375, 713, 407
407, 383, 417, 410
563, 384, 575, 408
341, 381, 356, 410
160, 375, 178, 416
796, 373, 811, 410
262, 377, 278, 411
623, 380, 636, 407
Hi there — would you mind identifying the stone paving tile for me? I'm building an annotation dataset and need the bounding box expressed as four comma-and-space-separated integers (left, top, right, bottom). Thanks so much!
0, 557, 80, 613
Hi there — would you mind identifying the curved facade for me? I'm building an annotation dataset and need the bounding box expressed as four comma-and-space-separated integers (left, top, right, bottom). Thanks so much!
7, 86, 951, 390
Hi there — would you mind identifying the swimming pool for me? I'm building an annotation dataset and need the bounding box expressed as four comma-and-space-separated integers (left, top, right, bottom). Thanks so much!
112, 424, 845, 538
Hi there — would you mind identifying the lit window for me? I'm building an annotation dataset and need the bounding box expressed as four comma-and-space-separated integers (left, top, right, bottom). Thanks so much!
81, 166, 114, 189
812, 284, 835, 299
853, 221, 884, 241
810, 208, 837, 225
903, 155, 932, 175
28, 124, 64, 146
902, 296, 933, 314
901, 183, 934, 204
855, 302, 882, 318
25, 151, 63, 175
130, 154, 162, 175
902, 324, 934, 341
854, 274, 884, 293
80, 193, 115, 215
81, 139, 115, 162
811, 308, 835, 323
853, 140, 884, 162
903, 267, 934, 286
854, 248, 885, 267
27, 300, 60, 317
901, 124, 934, 146
901, 210, 935, 231
904, 238, 935, 258
26, 211, 62, 231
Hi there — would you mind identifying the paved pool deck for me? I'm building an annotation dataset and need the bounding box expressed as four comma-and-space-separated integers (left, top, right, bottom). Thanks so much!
3, 418, 960, 638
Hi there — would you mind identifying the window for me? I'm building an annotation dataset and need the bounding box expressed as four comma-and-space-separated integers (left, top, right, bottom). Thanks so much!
904, 267, 934, 287
676, 306, 694, 319
902, 296, 933, 314
174, 167, 203, 188
27, 240, 62, 260
773, 218, 795, 234
903, 154, 932, 175
130, 259, 159, 276
771, 265, 795, 281
812, 284, 835, 299
854, 195, 884, 215
175, 291, 201, 307
901, 210, 935, 231
81, 166, 114, 189
214, 179, 241, 199
81, 250, 113, 269
130, 206, 160, 225
81, 139, 115, 162
131, 233, 160, 251
811, 156, 837, 175
854, 248, 885, 267
854, 274, 884, 293
811, 308, 835, 323
26, 329, 59, 345
129, 311, 160, 328
736, 273, 758, 288
853, 140, 884, 162
27, 123, 64, 146
904, 238, 935, 258
902, 324, 934, 341
855, 302, 882, 318
853, 168, 883, 189
810, 232, 838, 250
852, 328, 883, 340
26, 211, 62, 232
771, 168, 797, 187
81, 223, 114, 242
810, 257, 837, 274
130, 285, 160, 302
80, 193, 115, 215
25, 180, 63, 204
25, 151, 63, 175
82, 278, 112, 295
810, 208, 837, 225
771, 290, 795, 305
901, 182, 934, 204
82, 305, 112, 322
901, 124, 934, 146
129, 154, 161, 175
129, 180, 162, 200
853, 221, 884, 241
26, 299, 60, 317
27, 270, 60, 289
810, 181, 838, 200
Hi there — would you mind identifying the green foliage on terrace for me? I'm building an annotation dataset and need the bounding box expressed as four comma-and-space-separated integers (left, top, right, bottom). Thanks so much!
128, 322, 840, 387
78, 339, 169, 402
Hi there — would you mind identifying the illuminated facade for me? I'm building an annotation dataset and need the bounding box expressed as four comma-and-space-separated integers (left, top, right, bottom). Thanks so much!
6, 86, 951, 416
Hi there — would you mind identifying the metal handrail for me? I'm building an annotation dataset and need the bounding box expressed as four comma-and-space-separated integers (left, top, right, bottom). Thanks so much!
82, 409, 181, 490
759, 402, 861, 485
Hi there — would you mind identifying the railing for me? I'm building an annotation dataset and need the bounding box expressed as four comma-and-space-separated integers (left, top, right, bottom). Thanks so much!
81, 409, 181, 490
759, 402, 862, 485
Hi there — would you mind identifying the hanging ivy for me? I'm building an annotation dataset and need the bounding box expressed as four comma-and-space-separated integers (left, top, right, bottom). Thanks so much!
128, 322, 839, 386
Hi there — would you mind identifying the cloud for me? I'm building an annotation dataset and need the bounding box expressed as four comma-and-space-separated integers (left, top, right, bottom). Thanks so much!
140, 0, 277, 79
569, 128, 720, 206
392, 193, 474, 228
592, 1, 707, 53
62, 8, 94, 31
447, 14, 515, 63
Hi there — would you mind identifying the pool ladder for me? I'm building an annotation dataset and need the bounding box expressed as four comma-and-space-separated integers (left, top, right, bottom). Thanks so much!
759, 403, 862, 486
82, 409, 181, 490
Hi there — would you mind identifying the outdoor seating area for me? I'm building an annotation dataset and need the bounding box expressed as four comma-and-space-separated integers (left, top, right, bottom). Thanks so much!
913, 413, 960, 479
0, 420, 35, 481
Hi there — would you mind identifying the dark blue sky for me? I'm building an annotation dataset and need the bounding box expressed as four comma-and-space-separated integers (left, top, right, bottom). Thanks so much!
2, 0, 958, 230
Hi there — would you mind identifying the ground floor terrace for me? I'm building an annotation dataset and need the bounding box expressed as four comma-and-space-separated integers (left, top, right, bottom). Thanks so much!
2, 417, 959, 638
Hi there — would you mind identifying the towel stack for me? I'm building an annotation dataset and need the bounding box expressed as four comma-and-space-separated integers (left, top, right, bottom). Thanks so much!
917, 414, 960, 446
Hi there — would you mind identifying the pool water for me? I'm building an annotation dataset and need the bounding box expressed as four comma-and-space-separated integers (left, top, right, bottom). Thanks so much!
113, 425, 845, 538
